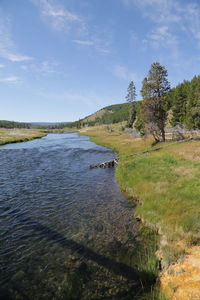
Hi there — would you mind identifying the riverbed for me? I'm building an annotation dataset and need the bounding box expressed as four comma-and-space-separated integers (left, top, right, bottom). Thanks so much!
0, 133, 139, 299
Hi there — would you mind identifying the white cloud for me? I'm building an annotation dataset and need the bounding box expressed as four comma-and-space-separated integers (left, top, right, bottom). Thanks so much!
73, 40, 94, 46
30, 0, 111, 55
113, 64, 136, 81
148, 26, 179, 56
123, 0, 181, 24
0, 64, 5, 68
5, 53, 32, 62
0, 15, 32, 62
185, 3, 200, 45
0, 76, 21, 83
123, 0, 200, 47
30, 0, 83, 32
39, 60, 59, 74
20, 60, 60, 75
73, 38, 110, 54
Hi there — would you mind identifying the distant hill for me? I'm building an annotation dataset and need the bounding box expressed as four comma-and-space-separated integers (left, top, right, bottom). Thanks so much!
30, 122, 70, 129
0, 120, 30, 129
0, 120, 70, 129
67, 102, 140, 128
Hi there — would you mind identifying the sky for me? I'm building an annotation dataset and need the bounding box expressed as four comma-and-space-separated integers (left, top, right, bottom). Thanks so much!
1, 0, 200, 122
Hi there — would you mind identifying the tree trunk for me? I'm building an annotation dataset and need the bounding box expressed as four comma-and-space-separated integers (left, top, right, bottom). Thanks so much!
161, 128, 165, 142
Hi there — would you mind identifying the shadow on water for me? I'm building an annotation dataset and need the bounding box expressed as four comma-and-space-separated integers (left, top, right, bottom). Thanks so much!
0, 207, 157, 300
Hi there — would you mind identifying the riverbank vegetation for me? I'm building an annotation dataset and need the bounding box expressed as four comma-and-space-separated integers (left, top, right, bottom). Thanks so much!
81, 124, 200, 299
0, 129, 46, 146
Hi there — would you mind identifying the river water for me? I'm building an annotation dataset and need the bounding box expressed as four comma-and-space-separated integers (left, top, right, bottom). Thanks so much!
0, 133, 139, 300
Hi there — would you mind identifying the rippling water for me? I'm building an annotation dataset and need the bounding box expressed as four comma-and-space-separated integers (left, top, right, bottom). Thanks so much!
0, 133, 138, 299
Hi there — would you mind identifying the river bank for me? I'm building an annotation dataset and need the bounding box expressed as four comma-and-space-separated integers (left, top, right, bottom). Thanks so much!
80, 124, 200, 300
0, 129, 47, 145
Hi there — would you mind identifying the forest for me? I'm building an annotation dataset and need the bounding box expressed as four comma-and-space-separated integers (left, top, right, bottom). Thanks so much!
0, 120, 30, 129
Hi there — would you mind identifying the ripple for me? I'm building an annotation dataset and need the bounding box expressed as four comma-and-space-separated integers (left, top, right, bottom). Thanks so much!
0, 133, 137, 299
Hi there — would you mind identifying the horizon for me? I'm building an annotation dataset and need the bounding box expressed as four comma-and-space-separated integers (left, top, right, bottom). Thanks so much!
1, 0, 200, 122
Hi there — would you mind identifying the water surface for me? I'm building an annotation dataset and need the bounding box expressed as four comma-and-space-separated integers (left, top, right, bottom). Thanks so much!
0, 133, 138, 299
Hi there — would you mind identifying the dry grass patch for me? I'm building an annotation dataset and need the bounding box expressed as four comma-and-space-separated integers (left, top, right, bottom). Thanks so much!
167, 140, 200, 161
0, 129, 46, 145
173, 165, 197, 178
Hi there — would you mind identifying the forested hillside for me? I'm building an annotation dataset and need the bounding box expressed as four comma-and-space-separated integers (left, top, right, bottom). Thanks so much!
0, 120, 30, 129
66, 102, 141, 128
65, 74, 200, 132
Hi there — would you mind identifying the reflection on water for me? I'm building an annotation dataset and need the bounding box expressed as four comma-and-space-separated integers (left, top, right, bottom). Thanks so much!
0, 133, 140, 299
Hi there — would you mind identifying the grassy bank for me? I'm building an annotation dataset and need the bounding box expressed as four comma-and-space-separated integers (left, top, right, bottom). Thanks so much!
0, 129, 47, 146
81, 125, 200, 299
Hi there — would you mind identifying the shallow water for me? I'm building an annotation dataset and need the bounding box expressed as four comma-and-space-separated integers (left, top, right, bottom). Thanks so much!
0, 133, 139, 299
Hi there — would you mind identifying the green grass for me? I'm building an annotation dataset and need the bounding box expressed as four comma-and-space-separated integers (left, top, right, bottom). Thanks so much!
82, 128, 200, 246
117, 153, 200, 239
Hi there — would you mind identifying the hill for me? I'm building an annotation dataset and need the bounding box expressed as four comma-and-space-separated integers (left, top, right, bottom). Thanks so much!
67, 102, 140, 128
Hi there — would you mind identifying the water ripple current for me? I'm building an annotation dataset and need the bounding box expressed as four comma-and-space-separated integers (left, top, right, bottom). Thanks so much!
0, 133, 138, 299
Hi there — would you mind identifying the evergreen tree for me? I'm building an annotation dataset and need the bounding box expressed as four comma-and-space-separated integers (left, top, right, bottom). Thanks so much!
186, 75, 200, 129
134, 102, 145, 136
125, 81, 137, 128
171, 81, 189, 126
141, 62, 170, 142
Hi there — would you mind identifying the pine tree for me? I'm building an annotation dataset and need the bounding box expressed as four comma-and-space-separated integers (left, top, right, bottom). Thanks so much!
186, 75, 200, 129
125, 81, 137, 128
171, 81, 189, 126
141, 62, 170, 142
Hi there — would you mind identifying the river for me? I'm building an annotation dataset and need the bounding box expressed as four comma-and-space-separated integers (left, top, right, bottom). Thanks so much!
0, 133, 139, 300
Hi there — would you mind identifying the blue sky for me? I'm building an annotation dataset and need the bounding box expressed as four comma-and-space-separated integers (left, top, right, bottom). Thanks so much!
1, 0, 200, 122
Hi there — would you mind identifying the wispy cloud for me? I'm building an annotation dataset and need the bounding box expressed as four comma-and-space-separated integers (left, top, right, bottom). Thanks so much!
123, 0, 181, 24
30, 0, 83, 32
0, 76, 21, 83
147, 26, 179, 56
185, 3, 200, 45
0, 15, 32, 62
20, 59, 60, 76
122, 0, 200, 48
72, 38, 110, 54
73, 40, 94, 46
113, 64, 136, 81
39, 60, 60, 74
0, 63, 5, 68
30, 0, 111, 55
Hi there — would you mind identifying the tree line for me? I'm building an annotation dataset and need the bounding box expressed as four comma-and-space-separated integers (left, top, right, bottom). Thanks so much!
126, 62, 200, 142
0, 120, 30, 129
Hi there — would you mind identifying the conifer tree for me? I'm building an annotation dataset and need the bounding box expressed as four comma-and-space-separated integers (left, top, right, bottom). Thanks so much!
125, 81, 137, 128
186, 75, 200, 129
171, 81, 189, 126
141, 62, 170, 142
